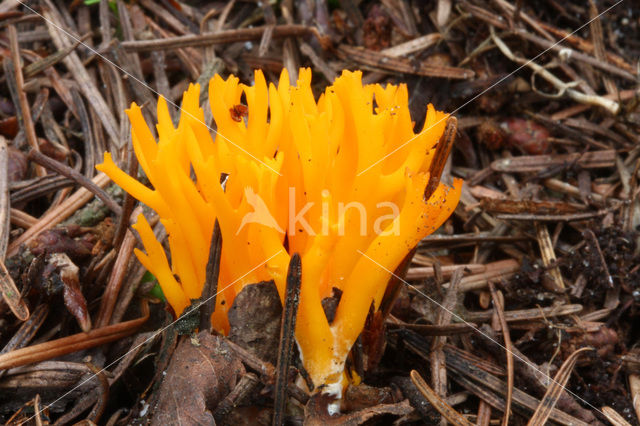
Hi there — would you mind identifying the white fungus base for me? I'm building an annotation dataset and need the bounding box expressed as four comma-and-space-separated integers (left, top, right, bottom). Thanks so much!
324, 381, 343, 416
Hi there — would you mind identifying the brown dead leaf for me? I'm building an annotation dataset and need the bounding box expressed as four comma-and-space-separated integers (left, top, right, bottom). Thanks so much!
151, 332, 245, 425
228, 281, 281, 365
49, 253, 91, 332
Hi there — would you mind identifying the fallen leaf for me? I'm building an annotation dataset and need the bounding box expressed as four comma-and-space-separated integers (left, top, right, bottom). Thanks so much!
228, 281, 282, 365
151, 332, 245, 425
49, 253, 91, 332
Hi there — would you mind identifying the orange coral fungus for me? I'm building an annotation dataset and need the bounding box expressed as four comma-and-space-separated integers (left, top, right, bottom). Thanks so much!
97, 69, 462, 392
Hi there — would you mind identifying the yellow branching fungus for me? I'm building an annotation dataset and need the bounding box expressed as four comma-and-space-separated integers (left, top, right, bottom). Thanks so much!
97, 68, 461, 393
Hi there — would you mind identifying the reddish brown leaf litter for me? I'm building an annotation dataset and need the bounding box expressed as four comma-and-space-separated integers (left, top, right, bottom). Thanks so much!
0, 1, 640, 425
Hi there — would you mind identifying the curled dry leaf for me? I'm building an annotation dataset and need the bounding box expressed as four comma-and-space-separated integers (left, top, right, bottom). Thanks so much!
151, 332, 245, 425
49, 253, 91, 332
